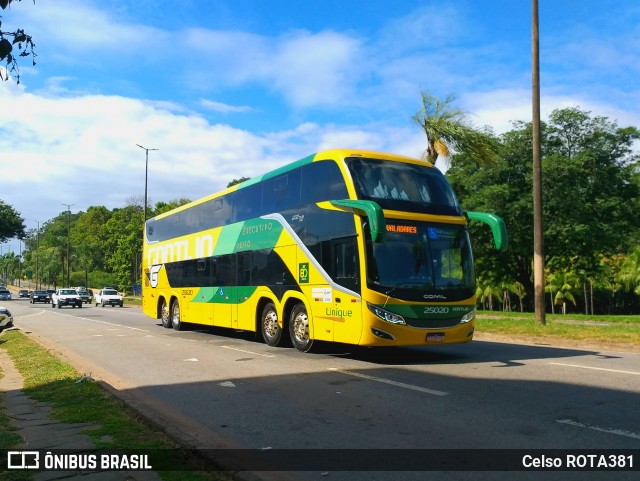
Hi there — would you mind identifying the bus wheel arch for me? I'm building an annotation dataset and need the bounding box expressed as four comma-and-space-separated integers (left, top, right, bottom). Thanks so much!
289, 301, 313, 352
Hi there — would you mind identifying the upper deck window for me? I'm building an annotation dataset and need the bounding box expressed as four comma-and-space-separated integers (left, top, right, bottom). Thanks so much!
346, 157, 462, 216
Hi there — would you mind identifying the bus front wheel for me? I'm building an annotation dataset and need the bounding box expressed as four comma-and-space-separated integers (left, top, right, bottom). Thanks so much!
160, 299, 171, 328
261, 302, 282, 347
171, 299, 183, 331
289, 303, 313, 352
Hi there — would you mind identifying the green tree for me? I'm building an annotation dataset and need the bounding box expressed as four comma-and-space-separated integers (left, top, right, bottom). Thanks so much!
413, 91, 498, 166
227, 177, 251, 188
619, 247, 640, 295
152, 199, 191, 216
546, 268, 578, 315
448, 107, 640, 311
0, 200, 26, 242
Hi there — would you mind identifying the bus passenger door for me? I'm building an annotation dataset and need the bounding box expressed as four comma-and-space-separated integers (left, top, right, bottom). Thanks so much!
329, 236, 361, 344
195, 258, 214, 326
211, 255, 234, 328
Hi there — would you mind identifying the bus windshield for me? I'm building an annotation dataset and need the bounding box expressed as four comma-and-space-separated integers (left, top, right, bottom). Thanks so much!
346, 157, 462, 216
365, 221, 475, 302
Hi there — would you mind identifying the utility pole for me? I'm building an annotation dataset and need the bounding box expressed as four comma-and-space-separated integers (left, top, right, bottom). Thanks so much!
62, 204, 74, 287
532, 0, 546, 324
136, 144, 159, 223
35, 220, 40, 290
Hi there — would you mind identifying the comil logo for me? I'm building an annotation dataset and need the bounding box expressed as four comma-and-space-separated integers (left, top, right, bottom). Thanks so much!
8, 451, 39, 469
149, 264, 163, 288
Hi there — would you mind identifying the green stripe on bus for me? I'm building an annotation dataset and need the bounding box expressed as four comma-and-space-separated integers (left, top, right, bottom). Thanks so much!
213, 218, 284, 255
192, 286, 258, 304
375, 304, 475, 320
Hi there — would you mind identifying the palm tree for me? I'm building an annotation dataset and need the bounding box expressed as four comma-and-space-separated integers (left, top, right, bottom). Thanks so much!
412, 91, 498, 166
618, 247, 640, 295
508, 281, 527, 312
547, 270, 578, 315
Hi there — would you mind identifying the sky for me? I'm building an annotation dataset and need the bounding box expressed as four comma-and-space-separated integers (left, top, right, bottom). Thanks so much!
1, 0, 639, 253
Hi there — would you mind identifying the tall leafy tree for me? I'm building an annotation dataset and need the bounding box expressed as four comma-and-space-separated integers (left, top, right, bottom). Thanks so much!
448, 107, 640, 311
0, 199, 25, 242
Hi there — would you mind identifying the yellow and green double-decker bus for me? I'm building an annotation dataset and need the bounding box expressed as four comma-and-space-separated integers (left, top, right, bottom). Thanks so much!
142, 149, 506, 352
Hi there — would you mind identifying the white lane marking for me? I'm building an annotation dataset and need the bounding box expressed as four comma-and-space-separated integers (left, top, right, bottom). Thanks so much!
18, 310, 47, 319
556, 419, 640, 440
550, 362, 640, 376
221, 346, 276, 358
184, 358, 199, 362
328, 368, 449, 396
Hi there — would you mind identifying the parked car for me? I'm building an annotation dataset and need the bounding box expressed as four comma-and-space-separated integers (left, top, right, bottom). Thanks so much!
30, 290, 50, 304
19, 289, 30, 298
95, 288, 124, 307
51, 289, 82, 309
0, 306, 13, 329
0, 289, 11, 301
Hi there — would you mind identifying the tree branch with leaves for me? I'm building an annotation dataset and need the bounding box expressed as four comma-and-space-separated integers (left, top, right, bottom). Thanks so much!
0, 0, 36, 84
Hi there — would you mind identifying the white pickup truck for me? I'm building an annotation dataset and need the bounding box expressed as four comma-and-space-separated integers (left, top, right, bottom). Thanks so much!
95, 288, 124, 307
51, 288, 83, 309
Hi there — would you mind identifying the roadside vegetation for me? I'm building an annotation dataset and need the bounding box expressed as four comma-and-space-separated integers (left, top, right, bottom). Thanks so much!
0, 329, 230, 481
476, 311, 640, 348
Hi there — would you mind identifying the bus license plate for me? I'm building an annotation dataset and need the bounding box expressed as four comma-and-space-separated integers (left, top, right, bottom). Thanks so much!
426, 333, 445, 342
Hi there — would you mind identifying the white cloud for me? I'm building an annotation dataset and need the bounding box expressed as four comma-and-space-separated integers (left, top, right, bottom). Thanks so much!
200, 99, 252, 114
0, 85, 426, 226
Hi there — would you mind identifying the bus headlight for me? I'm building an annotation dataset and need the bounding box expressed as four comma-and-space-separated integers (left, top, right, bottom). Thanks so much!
460, 309, 476, 324
367, 302, 406, 325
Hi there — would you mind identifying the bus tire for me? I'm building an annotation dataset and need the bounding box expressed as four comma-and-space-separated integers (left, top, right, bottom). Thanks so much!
171, 299, 183, 331
261, 302, 282, 347
160, 298, 171, 328
289, 302, 313, 352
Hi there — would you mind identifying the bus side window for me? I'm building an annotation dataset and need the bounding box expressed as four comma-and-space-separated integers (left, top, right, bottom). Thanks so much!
300, 161, 348, 205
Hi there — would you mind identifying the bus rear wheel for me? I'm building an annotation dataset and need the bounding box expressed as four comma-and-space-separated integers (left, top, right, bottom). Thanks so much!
261, 302, 282, 347
289, 303, 313, 352
160, 299, 171, 328
171, 299, 183, 331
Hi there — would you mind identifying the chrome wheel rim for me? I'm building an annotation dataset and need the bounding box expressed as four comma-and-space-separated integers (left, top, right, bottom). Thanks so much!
171, 302, 180, 328
161, 302, 170, 324
292, 311, 309, 344
263, 309, 279, 341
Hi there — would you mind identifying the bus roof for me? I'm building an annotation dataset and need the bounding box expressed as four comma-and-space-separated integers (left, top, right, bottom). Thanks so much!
151, 149, 431, 221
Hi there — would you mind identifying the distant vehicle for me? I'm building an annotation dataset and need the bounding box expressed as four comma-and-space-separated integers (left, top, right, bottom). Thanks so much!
95, 289, 123, 307
76, 288, 91, 304
51, 289, 82, 309
30, 290, 49, 304
46, 289, 56, 301
0, 306, 13, 329
0, 289, 11, 301
19, 289, 30, 298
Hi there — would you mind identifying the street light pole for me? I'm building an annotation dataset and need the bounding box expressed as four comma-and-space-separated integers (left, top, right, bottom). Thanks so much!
62, 204, 74, 287
136, 144, 159, 223
35, 220, 40, 290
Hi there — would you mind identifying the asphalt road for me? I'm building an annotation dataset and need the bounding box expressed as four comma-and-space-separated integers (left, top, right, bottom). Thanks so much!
5, 298, 640, 481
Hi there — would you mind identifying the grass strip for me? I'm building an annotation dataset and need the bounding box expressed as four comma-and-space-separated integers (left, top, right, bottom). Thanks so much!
0, 330, 231, 481
476, 311, 640, 347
